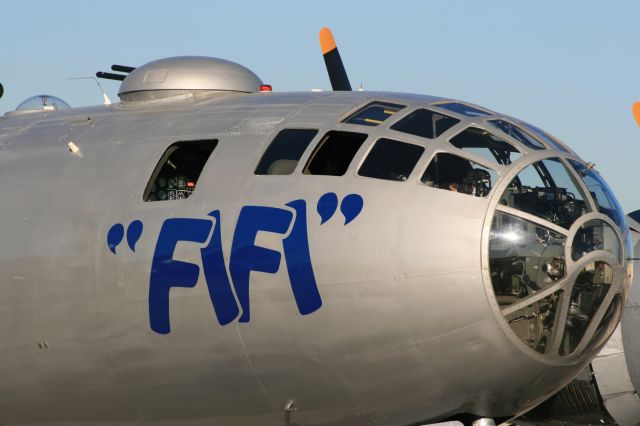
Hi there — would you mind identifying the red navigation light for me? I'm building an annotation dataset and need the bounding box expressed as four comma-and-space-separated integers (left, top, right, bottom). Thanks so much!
259, 84, 272, 92
187, 181, 196, 188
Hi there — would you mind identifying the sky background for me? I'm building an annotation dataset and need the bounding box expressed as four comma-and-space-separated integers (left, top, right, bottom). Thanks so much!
2, 1, 639, 211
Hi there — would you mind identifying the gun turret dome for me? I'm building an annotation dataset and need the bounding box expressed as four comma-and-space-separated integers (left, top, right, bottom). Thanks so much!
118, 56, 263, 102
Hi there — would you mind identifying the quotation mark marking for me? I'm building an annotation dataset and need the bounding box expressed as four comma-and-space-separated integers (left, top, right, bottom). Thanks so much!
316, 193, 364, 225
108, 221, 144, 254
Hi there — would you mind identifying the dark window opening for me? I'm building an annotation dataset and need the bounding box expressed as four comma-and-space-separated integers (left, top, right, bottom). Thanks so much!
391, 108, 460, 139
304, 131, 368, 176
144, 139, 218, 202
358, 138, 424, 181
342, 101, 405, 126
449, 126, 521, 166
488, 120, 545, 150
422, 152, 496, 197
434, 102, 492, 117
255, 129, 318, 175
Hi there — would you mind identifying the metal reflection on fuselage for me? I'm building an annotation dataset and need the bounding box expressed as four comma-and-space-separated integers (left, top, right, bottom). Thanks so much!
0, 88, 632, 425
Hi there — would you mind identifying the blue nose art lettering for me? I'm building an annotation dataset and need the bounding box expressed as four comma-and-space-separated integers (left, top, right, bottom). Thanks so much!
200, 210, 239, 325
110, 193, 364, 333
230, 206, 294, 322
149, 218, 213, 334
284, 200, 322, 315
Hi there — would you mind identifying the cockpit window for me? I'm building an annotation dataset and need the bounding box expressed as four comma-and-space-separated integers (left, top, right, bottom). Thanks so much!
569, 160, 627, 230
433, 102, 492, 117
255, 129, 318, 175
422, 152, 497, 197
358, 138, 424, 181
304, 131, 368, 176
518, 121, 570, 153
449, 126, 521, 166
144, 139, 218, 202
500, 158, 589, 228
390, 108, 460, 139
487, 120, 545, 150
342, 101, 405, 126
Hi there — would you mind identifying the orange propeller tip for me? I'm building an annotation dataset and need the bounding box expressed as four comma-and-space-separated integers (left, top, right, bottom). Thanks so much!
633, 102, 640, 127
319, 27, 337, 55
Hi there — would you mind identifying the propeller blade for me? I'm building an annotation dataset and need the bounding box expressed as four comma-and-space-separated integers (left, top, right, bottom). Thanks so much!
0, 82, 3, 99
319, 27, 352, 91
633, 102, 640, 127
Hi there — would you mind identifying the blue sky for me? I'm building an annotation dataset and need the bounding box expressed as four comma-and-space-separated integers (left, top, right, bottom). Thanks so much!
2, 1, 639, 211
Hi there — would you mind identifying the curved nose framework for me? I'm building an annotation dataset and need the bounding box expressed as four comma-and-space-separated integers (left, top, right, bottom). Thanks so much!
483, 155, 631, 364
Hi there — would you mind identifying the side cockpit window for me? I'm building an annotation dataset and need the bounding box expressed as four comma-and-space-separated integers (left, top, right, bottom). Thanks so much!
255, 129, 318, 175
358, 138, 424, 181
422, 152, 497, 197
391, 108, 459, 139
144, 139, 218, 202
342, 101, 405, 126
304, 131, 367, 176
449, 126, 521, 166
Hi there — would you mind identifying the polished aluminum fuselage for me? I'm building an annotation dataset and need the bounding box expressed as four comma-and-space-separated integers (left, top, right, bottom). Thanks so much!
0, 91, 620, 425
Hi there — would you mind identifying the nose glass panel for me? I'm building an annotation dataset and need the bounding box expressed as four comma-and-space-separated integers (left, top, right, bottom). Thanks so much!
584, 294, 622, 354
560, 261, 613, 356
568, 160, 628, 230
489, 212, 566, 307
505, 290, 564, 354
572, 220, 623, 263
500, 158, 590, 229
